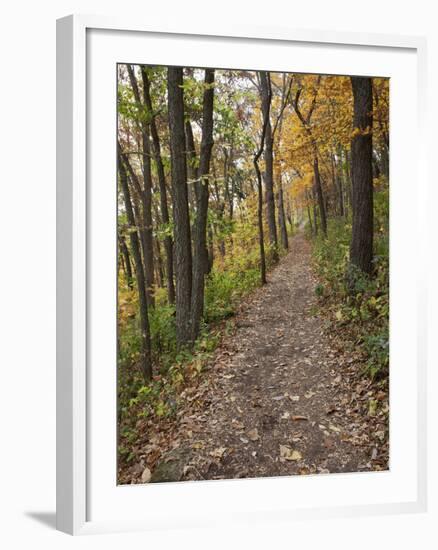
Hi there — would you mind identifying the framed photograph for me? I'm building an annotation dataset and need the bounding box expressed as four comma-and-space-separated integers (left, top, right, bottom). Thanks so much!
57, 15, 427, 535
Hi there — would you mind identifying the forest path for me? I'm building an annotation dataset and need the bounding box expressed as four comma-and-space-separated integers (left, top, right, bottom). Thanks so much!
144, 232, 384, 483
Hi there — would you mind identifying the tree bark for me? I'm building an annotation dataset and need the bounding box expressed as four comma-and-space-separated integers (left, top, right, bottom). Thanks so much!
141, 67, 175, 304
350, 76, 374, 275
141, 130, 156, 307
126, 65, 155, 307
190, 69, 215, 343
292, 78, 326, 237
119, 234, 133, 289
185, 119, 199, 208
277, 185, 289, 249
312, 154, 327, 236
118, 154, 152, 381
167, 67, 192, 347
253, 73, 273, 285
259, 72, 279, 261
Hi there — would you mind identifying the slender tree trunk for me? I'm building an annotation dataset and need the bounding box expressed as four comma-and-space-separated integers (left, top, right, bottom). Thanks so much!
207, 224, 214, 274
190, 69, 215, 343
154, 236, 164, 289
118, 155, 152, 381
119, 234, 133, 289
312, 187, 319, 236
212, 163, 226, 258
335, 146, 345, 217
334, 152, 344, 217
345, 148, 353, 210
254, 161, 267, 285
305, 189, 314, 235
141, 131, 156, 307
277, 184, 289, 249
185, 119, 198, 207
141, 67, 175, 304
350, 76, 374, 275
372, 81, 389, 179
313, 153, 327, 236
253, 73, 273, 285
126, 65, 155, 307
259, 71, 279, 261
168, 67, 192, 347
306, 205, 314, 235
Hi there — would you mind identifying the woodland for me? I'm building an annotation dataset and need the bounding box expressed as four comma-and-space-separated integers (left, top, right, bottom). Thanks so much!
117, 65, 389, 484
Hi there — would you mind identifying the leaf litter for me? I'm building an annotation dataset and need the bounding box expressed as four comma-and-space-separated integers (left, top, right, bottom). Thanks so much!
119, 235, 389, 484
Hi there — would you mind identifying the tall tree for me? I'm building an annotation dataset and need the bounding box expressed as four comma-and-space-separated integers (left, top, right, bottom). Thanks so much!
167, 67, 192, 347
118, 153, 152, 381
292, 76, 327, 237
350, 76, 373, 275
259, 71, 279, 261
126, 65, 155, 307
254, 74, 273, 285
272, 74, 292, 250
190, 69, 215, 343
141, 67, 176, 304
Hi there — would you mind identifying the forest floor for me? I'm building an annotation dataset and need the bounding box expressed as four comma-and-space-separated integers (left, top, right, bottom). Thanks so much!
120, 233, 389, 484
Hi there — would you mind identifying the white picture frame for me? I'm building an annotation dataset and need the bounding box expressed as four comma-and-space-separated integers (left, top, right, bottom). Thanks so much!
56, 14, 428, 535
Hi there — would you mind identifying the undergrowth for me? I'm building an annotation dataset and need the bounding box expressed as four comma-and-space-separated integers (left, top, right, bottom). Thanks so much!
311, 184, 389, 381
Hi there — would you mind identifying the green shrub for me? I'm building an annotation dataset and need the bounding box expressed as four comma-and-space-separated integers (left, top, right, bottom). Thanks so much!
311, 188, 389, 380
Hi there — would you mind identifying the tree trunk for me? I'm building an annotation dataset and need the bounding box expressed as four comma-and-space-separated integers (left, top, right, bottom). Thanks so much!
372, 81, 389, 179
126, 65, 155, 307
253, 73, 273, 285
336, 145, 346, 217
305, 189, 314, 235
141, 67, 175, 304
254, 161, 267, 285
312, 187, 319, 236
141, 130, 156, 307
118, 155, 152, 381
259, 71, 279, 262
185, 119, 198, 208
168, 67, 192, 347
154, 236, 164, 289
190, 69, 215, 343
277, 184, 289, 249
207, 224, 214, 274
119, 234, 133, 289
313, 153, 327, 236
350, 76, 374, 275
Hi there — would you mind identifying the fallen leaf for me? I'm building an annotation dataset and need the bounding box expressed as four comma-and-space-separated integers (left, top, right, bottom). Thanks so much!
210, 447, 227, 458
329, 424, 341, 433
289, 395, 300, 402
279, 445, 302, 461
281, 412, 290, 420
291, 415, 308, 421
247, 428, 260, 441
232, 419, 245, 430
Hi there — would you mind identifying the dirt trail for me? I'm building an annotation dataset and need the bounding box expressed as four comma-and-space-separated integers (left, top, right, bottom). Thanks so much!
143, 233, 386, 482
